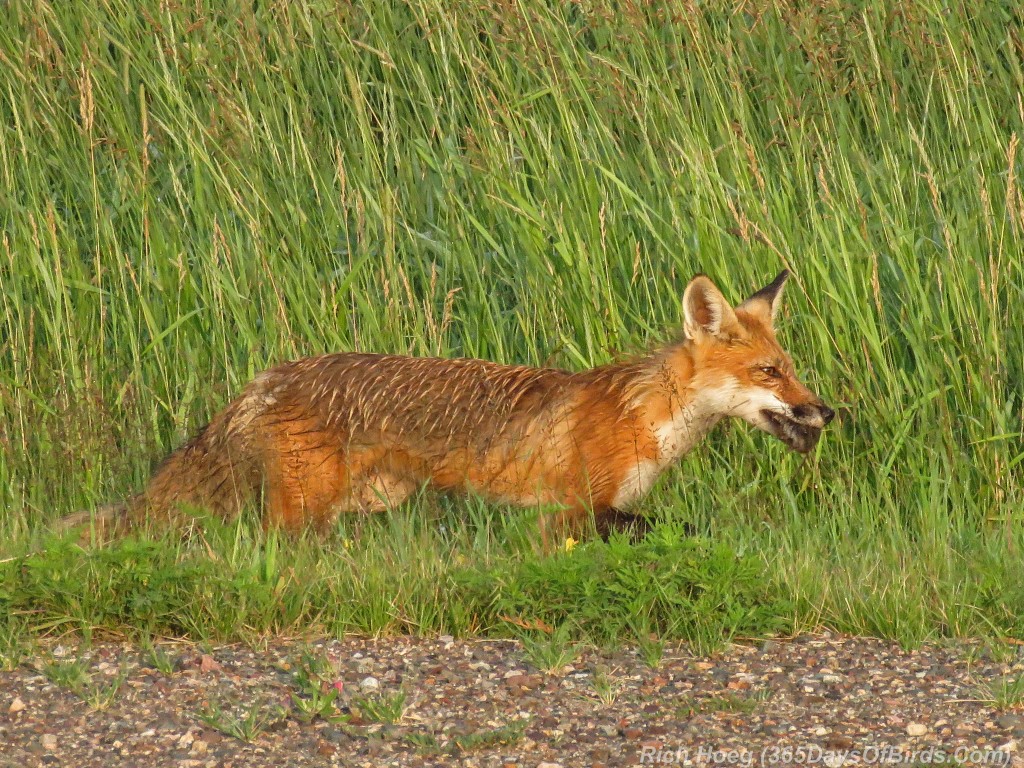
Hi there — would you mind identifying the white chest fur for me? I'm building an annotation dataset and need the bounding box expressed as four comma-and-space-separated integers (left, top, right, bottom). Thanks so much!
610, 402, 722, 509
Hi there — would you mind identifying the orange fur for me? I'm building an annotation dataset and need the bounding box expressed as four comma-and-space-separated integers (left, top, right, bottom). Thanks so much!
65, 272, 833, 547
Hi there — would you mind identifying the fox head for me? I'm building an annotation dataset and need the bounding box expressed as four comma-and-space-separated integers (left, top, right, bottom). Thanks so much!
681, 270, 834, 453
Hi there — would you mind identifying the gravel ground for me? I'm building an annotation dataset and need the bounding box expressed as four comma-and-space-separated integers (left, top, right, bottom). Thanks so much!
0, 633, 1021, 767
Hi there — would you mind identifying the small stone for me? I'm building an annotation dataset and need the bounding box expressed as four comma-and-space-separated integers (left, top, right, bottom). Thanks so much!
197, 655, 222, 674
152, 716, 180, 731
8, 697, 25, 714
190, 740, 208, 755
359, 676, 380, 692
814, 726, 829, 736
40, 734, 58, 751
537, 763, 564, 768
317, 741, 337, 757
906, 723, 928, 737
998, 714, 1024, 731
826, 735, 855, 750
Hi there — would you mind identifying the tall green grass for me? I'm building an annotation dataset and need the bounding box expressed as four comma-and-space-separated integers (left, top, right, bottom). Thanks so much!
1, 0, 1022, 647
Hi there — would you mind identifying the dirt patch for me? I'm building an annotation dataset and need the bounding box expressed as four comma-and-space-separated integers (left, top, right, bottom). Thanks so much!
0, 634, 1020, 767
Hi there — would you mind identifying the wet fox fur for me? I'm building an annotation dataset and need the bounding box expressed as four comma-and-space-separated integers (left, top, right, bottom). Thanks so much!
63, 271, 833, 545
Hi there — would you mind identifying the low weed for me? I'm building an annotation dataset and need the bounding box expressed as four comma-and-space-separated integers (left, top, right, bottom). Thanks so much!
518, 623, 581, 674
41, 655, 127, 711
350, 691, 407, 725
196, 698, 288, 743
590, 665, 619, 706
0, 620, 30, 672
289, 648, 347, 725
979, 675, 1024, 711
143, 644, 177, 676
676, 690, 772, 717
405, 719, 528, 755
470, 524, 792, 655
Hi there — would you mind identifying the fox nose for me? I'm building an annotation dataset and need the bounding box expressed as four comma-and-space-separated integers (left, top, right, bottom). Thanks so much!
793, 402, 835, 426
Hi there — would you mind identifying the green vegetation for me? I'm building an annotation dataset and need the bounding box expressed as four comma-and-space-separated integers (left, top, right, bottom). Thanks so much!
676, 690, 772, 718
196, 697, 289, 743
40, 654, 128, 711
405, 718, 529, 755
290, 647, 349, 725
0, 520, 787, 647
1, 0, 1022, 650
980, 673, 1024, 711
350, 691, 407, 725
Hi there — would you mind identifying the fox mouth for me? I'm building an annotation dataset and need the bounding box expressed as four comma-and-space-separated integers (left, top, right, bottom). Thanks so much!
760, 409, 822, 454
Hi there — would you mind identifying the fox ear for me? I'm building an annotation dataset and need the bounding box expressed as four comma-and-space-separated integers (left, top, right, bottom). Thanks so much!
738, 269, 789, 325
683, 275, 740, 340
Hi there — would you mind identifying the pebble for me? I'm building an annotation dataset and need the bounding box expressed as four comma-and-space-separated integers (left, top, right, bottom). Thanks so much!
316, 741, 336, 757
8, 697, 25, 714
826, 735, 855, 750
359, 676, 380, 692
40, 733, 57, 751
998, 714, 1024, 730
906, 722, 928, 736
537, 763, 564, 768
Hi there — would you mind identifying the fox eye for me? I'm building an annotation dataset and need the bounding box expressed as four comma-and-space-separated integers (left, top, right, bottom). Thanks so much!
759, 365, 782, 379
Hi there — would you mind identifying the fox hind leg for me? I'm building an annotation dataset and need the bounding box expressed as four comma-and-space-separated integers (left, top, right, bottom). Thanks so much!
593, 507, 651, 542
261, 439, 418, 534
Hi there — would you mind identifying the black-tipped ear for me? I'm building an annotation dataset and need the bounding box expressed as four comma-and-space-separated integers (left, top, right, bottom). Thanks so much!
683, 274, 740, 340
738, 269, 789, 324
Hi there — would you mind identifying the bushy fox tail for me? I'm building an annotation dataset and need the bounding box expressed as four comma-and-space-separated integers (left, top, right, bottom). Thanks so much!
55, 398, 263, 541
53, 500, 133, 540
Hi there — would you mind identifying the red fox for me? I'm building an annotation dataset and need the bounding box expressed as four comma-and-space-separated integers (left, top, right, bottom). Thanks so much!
64, 271, 833, 545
